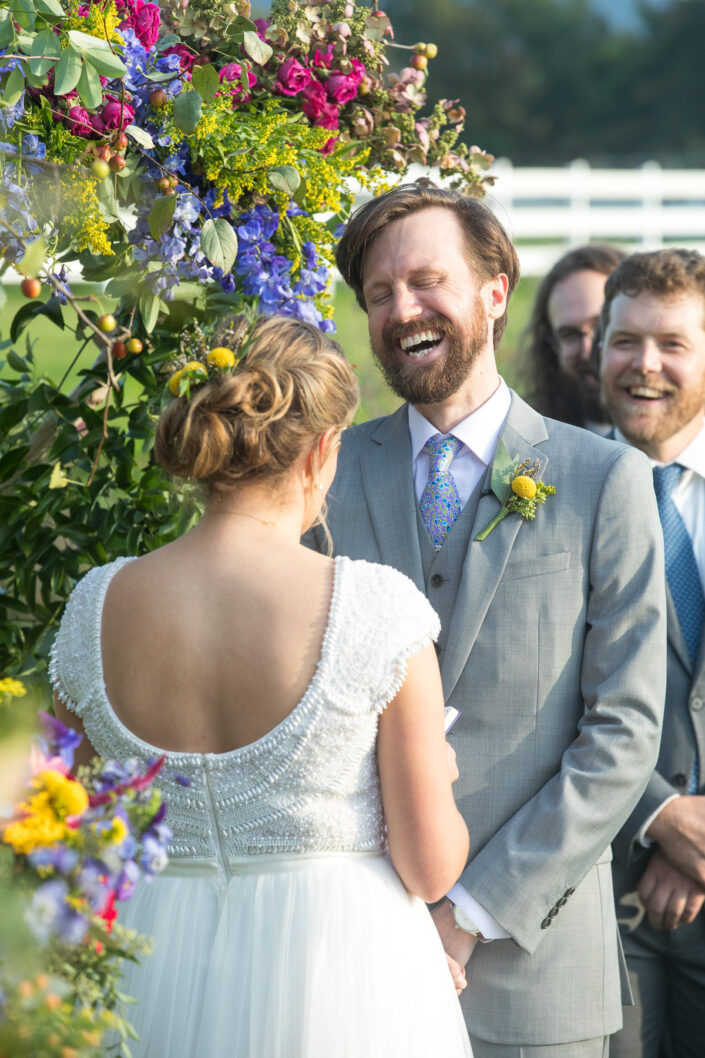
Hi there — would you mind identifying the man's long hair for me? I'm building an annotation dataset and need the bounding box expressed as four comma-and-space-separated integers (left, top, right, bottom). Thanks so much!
522, 244, 625, 425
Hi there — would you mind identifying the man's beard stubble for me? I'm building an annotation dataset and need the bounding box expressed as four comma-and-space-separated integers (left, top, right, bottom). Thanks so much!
370, 297, 488, 406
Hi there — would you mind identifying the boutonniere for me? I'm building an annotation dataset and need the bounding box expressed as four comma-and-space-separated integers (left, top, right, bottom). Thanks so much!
475, 440, 556, 541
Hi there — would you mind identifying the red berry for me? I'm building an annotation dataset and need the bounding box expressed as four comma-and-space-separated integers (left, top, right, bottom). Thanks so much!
410, 54, 428, 71
112, 341, 128, 359
156, 177, 170, 192
109, 154, 126, 173
126, 338, 143, 354
20, 277, 41, 299
150, 88, 167, 108
95, 144, 112, 161
113, 132, 128, 151
424, 43, 438, 59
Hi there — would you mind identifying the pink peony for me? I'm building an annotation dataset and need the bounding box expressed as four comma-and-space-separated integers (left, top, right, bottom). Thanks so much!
349, 58, 366, 86
253, 17, 270, 39
219, 63, 257, 105
313, 45, 335, 69
314, 102, 340, 131
276, 57, 312, 96
325, 71, 359, 105
101, 97, 135, 130
132, 1, 160, 49
301, 79, 327, 122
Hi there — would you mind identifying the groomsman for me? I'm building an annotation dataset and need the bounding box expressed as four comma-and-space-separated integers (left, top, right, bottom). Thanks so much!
310, 181, 667, 1056
601, 249, 705, 1058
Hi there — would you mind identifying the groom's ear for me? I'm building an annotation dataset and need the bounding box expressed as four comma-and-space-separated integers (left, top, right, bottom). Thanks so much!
485, 274, 510, 321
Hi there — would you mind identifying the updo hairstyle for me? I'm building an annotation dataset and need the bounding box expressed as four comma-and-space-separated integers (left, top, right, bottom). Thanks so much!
155, 315, 359, 496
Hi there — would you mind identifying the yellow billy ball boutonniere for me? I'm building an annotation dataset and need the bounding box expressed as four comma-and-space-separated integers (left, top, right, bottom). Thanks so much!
475, 440, 556, 541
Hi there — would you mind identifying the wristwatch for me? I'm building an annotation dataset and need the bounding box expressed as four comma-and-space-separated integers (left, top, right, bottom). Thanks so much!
448, 899, 484, 938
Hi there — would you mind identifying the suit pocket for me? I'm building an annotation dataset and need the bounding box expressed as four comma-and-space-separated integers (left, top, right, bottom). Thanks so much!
500, 550, 572, 582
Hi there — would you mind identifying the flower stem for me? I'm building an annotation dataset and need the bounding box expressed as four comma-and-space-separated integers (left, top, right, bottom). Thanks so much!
474, 507, 509, 541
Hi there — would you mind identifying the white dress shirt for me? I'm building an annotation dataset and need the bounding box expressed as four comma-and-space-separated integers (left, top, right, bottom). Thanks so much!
615, 420, 705, 843
409, 379, 512, 940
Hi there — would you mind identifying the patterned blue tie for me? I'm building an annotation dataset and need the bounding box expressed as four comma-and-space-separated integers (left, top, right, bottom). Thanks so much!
653, 463, 703, 794
420, 436, 463, 548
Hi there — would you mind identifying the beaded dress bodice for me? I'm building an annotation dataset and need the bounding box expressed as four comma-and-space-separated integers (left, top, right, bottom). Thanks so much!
50, 556, 439, 867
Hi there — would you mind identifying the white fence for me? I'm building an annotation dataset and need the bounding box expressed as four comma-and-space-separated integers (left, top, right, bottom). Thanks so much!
487, 158, 705, 275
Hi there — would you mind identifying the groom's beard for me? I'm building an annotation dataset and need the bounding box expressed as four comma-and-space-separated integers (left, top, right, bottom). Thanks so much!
371, 299, 488, 406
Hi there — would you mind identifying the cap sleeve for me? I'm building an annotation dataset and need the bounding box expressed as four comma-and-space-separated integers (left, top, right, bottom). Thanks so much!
329, 558, 440, 716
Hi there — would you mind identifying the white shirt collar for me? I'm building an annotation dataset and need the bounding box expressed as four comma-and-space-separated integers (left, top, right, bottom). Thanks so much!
614, 420, 705, 480
408, 378, 512, 465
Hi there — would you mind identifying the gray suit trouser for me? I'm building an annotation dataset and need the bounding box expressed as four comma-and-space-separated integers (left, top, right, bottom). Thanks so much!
610, 916, 705, 1058
469, 1036, 609, 1057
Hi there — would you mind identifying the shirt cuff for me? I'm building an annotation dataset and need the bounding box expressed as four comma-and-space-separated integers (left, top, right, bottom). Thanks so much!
637, 794, 681, 847
447, 883, 510, 941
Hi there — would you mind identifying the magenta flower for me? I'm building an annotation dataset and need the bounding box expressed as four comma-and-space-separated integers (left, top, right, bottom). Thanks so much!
219, 62, 258, 104
275, 57, 312, 97
301, 79, 327, 122
325, 71, 359, 105
313, 45, 335, 69
101, 97, 135, 131
163, 44, 198, 75
66, 105, 95, 138
119, 0, 160, 49
315, 102, 340, 131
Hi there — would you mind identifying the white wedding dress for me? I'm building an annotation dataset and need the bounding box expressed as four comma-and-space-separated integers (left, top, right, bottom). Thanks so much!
50, 554, 472, 1057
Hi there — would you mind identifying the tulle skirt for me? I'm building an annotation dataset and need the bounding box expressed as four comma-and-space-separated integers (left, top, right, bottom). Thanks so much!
115, 850, 472, 1057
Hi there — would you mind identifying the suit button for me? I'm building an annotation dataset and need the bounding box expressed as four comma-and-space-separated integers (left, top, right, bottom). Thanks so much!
564, 887, 575, 897
692, 697, 704, 711
673, 773, 688, 787
549, 907, 559, 918
541, 917, 552, 929
430, 574, 443, 588
557, 897, 567, 907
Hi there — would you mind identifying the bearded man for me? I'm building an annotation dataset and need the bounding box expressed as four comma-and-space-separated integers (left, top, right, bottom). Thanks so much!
307, 182, 667, 1056
601, 249, 705, 1058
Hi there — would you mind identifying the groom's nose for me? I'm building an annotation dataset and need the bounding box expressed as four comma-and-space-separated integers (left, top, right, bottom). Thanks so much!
388, 283, 425, 326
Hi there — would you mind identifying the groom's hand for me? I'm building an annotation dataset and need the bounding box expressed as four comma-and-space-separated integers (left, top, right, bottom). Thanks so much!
637, 848, 705, 931
431, 899, 480, 973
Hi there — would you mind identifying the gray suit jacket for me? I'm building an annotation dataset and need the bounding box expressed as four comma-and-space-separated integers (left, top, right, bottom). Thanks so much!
312, 392, 667, 1045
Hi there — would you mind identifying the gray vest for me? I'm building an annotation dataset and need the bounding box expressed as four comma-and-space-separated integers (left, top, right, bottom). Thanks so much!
415, 479, 484, 659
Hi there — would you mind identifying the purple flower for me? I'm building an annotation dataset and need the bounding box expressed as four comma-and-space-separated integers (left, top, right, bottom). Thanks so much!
28, 845, 79, 876
115, 860, 141, 900
39, 710, 83, 769
27, 879, 89, 945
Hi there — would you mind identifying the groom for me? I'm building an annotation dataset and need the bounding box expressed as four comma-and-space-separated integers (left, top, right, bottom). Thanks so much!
309, 182, 668, 1056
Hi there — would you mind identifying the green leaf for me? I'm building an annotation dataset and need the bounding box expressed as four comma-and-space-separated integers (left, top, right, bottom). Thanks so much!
125, 123, 154, 149
11, 0, 36, 31
242, 29, 272, 66
96, 174, 118, 222
268, 164, 301, 196
28, 28, 61, 77
82, 47, 126, 79
6, 348, 28, 373
10, 301, 39, 344
3, 65, 25, 106
172, 89, 202, 134
191, 63, 219, 104
35, 0, 65, 16
200, 218, 238, 272
36, 296, 64, 329
17, 234, 46, 279
76, 59, 102, 109
0, 11, 14, 48
53, 47, 82, 96
489, 439, 517, 504
147, 193, 177, 240
139, 293, 160, 333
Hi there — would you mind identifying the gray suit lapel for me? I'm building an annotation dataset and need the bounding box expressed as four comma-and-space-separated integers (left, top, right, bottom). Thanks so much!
441, 394, 550, 700
361, 405, 425, 592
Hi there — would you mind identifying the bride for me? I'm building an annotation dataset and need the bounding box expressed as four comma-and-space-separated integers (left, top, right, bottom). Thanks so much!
50, 315, 472, 1057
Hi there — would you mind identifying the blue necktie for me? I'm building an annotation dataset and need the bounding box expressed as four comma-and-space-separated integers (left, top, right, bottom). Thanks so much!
653, 463, 703, 794
420, 436, 463, 548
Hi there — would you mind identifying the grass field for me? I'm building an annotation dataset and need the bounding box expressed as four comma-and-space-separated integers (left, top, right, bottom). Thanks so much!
0, 275, 537, 421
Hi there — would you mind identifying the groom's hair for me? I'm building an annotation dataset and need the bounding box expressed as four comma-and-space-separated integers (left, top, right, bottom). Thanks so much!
335, 180, 520, 348
600, 248, 705, 339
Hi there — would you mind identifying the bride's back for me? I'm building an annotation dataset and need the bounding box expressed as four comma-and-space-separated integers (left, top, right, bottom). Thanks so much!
101, 537, 335, 754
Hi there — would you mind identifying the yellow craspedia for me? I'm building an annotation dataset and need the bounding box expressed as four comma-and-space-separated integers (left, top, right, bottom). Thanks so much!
207, 346, 236, 370
169, 368, 185, 396
511, 475, 538, 500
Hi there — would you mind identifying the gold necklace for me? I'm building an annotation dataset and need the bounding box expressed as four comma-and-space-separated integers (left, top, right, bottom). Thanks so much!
207, 510, 277, 527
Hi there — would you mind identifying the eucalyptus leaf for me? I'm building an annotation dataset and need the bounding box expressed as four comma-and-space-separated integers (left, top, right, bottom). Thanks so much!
53, 47, 82, 96
139, 293, 160, 333
96, 175, 119, 223
242, 29, 272, 66
82, 48, 126, 79
17, 234, 47, 279
67, 28, 110, 51
173, 89, 202, 134
76, 59, 102, 109
191, 63, 219, 104
147, 193, 177, 241
125, 123, 154, 150
6, 348, 28, 373
0, 12, 14, 49
35, 0, 65, 16
28, 28, 60, 77
200, 218, 238, 272
11, 0, 36, 31
489, 439, 516, 504
3, 65, 25, 106
268, 164, 301, 196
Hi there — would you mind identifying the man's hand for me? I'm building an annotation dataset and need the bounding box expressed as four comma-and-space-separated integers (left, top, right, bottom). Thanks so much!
445, 954, 467, 996
431, 899, 480, 973
637, 848, 705, 931
646, 795, 705, 887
